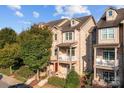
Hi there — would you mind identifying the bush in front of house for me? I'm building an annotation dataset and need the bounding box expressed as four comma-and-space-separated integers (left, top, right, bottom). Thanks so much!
48, 76, 65, 87
65, 69, 80, 88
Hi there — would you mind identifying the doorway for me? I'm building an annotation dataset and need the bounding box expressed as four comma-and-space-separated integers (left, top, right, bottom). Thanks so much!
55, 63, 58, 72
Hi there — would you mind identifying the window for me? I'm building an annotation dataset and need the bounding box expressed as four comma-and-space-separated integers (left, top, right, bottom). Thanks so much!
103, 49, 115, 60
55, 34, 57, 40
65, 32, 73, 40
101, 28, 115, 39
67, 48, 75, 56
103, 71, 114, 83
54, 49, 57, 56
108, 11, 112, 16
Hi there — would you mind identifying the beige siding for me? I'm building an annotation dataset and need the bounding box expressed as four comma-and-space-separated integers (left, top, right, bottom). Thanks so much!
50, 17, 96, 76
106, 9, 117, 21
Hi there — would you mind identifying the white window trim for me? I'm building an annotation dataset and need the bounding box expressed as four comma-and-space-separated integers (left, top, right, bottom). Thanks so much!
100, 28, 115, 40
65, 32, 73, 41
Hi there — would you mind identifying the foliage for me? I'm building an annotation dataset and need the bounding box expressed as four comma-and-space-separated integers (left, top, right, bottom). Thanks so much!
0, 28, 17, 48
48, 76, 65, 87
0, 43, 20, 69
0, 68, 10, 76
15, 66, 35, 80
80, 72, 93, 88
65, 69, 80, 88
84, 72, 93, 88
19, 26, 52, 71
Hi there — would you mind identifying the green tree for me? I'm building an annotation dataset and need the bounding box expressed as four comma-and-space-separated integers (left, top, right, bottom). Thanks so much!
0, 43, 20, 74
0, 28, 17, 48
65, 69, 80, 88
19, 26, 52, 80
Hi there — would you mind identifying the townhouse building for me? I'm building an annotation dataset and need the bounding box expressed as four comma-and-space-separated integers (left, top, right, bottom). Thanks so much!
38, 16, 96, 78
93, 7, 124, 87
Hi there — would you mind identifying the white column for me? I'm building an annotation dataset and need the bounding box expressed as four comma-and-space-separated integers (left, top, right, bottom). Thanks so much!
69, 46, 72, 70
94, 47, 97, 80
114, 47, 117, 82
57, 47, 59, 72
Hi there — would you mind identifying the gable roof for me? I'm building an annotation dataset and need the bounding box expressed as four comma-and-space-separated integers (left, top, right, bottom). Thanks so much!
37, 15, 95, 32
60, 16, 92, 32
46, 19, 66, 27
97, 8, 124, 29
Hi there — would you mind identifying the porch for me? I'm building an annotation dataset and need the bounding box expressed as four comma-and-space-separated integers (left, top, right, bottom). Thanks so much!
93, 44, 120, 85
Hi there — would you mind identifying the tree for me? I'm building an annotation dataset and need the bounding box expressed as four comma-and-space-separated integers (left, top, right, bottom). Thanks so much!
0, 43, 20, 74
65, 69, 80, 88
0, 28, 17, 48
19, 26, 52, 80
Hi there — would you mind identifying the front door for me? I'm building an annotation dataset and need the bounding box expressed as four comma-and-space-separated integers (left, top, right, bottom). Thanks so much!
55, 63, 58, 72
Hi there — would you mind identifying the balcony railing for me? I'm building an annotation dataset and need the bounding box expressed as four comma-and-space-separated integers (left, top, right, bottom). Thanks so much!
58, 56, 77, 62
96, 59, 119, 68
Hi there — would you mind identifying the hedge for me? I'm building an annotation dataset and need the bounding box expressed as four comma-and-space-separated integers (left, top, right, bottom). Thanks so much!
48, 76, 65, 87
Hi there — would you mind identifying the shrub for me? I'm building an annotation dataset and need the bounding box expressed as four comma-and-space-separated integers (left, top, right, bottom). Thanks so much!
15, 66, 35, 80
48, 76, 65, 87
65, 70, 80, 88
0, 68, 10, 76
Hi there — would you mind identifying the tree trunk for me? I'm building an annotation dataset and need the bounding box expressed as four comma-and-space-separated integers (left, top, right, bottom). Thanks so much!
36, 69, 40, 81
9, 66, 12, 75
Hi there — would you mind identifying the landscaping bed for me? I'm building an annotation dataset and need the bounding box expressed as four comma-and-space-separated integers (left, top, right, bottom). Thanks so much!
48, 76, 66, 88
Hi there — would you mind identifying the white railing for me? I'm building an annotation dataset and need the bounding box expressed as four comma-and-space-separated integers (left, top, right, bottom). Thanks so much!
96, 59, 119, 68
58, 56, 77, 62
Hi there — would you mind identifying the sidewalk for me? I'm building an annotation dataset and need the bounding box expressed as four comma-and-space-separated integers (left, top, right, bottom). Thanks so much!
1, 74, 22, 86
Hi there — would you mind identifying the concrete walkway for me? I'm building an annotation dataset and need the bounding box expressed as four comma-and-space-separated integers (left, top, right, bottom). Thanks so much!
0, 74, 22, 88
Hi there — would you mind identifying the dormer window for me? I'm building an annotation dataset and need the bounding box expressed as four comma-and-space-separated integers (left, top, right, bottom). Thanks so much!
109, 11, 112, 16
71, 19, 79, 27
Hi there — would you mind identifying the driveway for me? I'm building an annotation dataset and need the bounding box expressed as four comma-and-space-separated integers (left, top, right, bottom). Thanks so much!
0, 80, 10, 88
0, 74, 22, 88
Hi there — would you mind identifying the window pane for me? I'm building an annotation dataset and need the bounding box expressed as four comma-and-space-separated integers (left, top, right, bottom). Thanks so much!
103, 52, 109, 60
107, 28, 114, 39
103, 49, 115, 60
54, 49, 57, 56
109, 11, 112, 16
65, 33, 68, 40
69, 32, 72, 40
72, 48, 75, 56
101, 29, 107, 39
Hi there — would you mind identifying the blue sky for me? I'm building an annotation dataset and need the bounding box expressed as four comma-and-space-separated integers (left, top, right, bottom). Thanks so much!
0, 5, 122, 33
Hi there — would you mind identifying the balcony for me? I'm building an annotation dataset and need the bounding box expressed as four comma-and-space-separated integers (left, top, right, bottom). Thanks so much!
96, 59, 119, 70
58, 56, 77, 64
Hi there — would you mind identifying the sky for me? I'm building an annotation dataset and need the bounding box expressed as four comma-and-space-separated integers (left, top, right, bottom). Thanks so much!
0, 5, 123, 33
